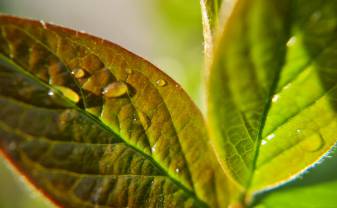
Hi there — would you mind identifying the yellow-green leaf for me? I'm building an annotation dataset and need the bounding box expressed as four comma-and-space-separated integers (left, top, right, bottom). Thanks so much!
253, 150, 337, 208
254, 180, 337, 208
0, 15, 230, 208
207, 0, 337, 200
200, 0, 236, 58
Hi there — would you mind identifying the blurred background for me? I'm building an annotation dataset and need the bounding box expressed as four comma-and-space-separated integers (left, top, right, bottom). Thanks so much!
0, 0, 204, 207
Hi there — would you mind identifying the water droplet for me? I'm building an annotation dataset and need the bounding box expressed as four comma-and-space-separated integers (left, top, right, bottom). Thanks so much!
54, 86, 80, 103
102, 81, 128, 98
40, 20, 47, 29
48, 89, 55, 96
132, 113, 138, 121
125, 68, 132, 74
301, 133, 324, 152
71, 68, 86, 78
156, 79, 166, 87
272, 94, 280, 103
139, 112, 150, 129
261, 140, 267, 145
151, 143, 157, 153
175, 168, 180, 173
267, 134, 275, 141
284, 83, 291, 90
286, 36, 296, 47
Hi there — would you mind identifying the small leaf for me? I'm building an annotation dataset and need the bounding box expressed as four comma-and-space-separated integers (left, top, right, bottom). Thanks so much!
254, 180, 337, 208
207, 0, 337, 199
253, 150, 337, 207
200, 0, 236, 58
0, 15, 230, 207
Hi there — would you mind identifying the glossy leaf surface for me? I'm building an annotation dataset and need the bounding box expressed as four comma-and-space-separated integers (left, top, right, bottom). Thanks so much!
253, 150, 337, 208
207, 0, 337, 196
0, 15, 229, 208
254, 180, 337, 208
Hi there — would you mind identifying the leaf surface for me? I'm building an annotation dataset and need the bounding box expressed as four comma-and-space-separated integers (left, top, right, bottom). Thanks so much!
254, 180, 337, 208
207, 0, 337, 198
0, 15, 229, 208
200, 0, 235, 58
253, 150, 337, 208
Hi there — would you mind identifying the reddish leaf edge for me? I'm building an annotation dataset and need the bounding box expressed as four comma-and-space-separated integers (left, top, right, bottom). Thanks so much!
0, 13, 213, 208
0, 149, 60, 208
0, 13, 192, 102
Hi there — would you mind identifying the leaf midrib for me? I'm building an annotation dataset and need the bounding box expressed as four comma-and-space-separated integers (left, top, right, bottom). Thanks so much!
0, 53, 207, 207
14, 23, 196, 195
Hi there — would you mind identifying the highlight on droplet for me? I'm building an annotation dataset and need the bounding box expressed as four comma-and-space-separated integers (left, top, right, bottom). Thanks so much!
156, 79, 167, 87
54, 86, 80, 103
102, 81, 128, 98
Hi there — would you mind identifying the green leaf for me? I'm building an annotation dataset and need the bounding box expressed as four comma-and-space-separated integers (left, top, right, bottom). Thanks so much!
200, 0, 236, 58
0, 15, 230, 207
200, 0, 222, 40
253, 150, 337, 208
254, 180, 337, 208
207, 0, 337, 199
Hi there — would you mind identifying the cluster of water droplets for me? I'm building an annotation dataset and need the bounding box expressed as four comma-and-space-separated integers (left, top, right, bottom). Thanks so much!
261, 133, 275, 146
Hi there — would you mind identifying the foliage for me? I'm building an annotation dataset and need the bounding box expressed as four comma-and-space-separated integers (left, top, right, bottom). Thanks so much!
1, 0, 337, 207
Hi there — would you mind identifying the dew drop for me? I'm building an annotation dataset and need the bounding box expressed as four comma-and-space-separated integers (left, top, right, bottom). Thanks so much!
175, 168, 180, 173
151, 143, 157, 153
54, 86, 80, 103
132, 113, 138, 121
40, 20, 47, 29
272, 94, 280, 103
48, 89, 55, 96
125, 68, 133, 74
139, 112, 150, 129
286, 36, 296, 47
284, 83, 292, 90
102, 81, 128, 98
261, 140, 267, 145
301, 133, 324, 152
156, 79, 167, 87
71, 68, 86, 79
267, 134, 275, 141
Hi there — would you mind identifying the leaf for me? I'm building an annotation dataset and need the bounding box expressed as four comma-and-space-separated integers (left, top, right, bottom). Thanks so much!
253, 180, 337, 208
253, 150, 337, 208
207, 0, 337, 199
0, 15, 230, 208
200, 0, 236, 58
